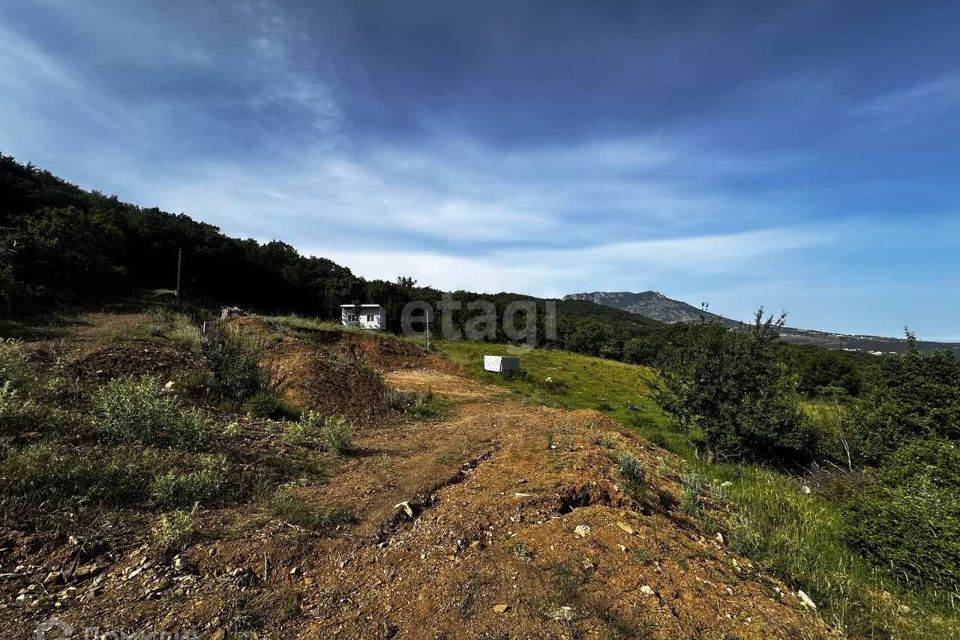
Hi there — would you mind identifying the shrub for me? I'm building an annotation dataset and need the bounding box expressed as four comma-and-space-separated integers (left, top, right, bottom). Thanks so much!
848, 339, 960, 465
151, 455, 234, 508
386, 388, 449, 420
282, 412, 353, 455
657, 311, 816, 464
0, 444, 163, 518
95, 376, 210, 449
680, 471, 705, 516
203, 324, 268, 402
268, 486, 354, 533
618, 453, 646, 498
844, 439, 960, 594
281, 419, 310, 445
316, 414, 352, 454
243, 391, 299, 420
153, 510, 196, 550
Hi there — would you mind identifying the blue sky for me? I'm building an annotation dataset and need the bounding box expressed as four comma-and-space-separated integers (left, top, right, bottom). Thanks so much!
2, 1, 959, 339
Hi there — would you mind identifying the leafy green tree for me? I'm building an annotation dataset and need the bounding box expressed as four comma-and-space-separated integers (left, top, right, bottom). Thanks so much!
657, 310, 815, 464
847, 333, 960, 465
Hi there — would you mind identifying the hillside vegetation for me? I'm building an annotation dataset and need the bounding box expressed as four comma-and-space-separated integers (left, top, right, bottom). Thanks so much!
438, 330, 960, 640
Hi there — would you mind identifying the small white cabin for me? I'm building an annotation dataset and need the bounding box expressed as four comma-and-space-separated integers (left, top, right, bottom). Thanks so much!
483, 355, 520, 374
341, 304, 385, 330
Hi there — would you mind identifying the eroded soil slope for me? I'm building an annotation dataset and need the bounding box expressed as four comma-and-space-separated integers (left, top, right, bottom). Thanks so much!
1, 314, 829, 639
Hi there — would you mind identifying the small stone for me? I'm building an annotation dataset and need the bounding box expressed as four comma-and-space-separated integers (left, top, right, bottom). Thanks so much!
573, 525, 591, 538
802, 485, 812, 495
44, 571, 63, 585
394, 501, 415, 519
616, 522, 635, 535
715, 532, 724, 544
640, 585, 655, 596
797, 590, 817, 610
553, 606, 574, 621
493, 604, 509, 613
289, 567, 300, 576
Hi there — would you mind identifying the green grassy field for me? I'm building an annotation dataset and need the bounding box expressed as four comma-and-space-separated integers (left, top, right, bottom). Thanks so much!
436, 340, 692, 455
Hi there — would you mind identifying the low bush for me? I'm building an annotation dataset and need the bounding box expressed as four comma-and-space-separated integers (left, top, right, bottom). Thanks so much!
151, 454, 236, 508
385, 388, 448, 420
243, 391, 299, 420
282, 412, 353, 454
153, 509, 196, 550
844, 439, 960, 595
268, 486, 354, 533
680, 470, 705, 516
0, 444, 166, 520
315, 414, 352, 454
203, 324, 267, 402
618, 453, 646, 498
95, 376, 210, 449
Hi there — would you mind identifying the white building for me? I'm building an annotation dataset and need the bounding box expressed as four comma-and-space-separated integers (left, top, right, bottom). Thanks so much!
341, 304, 385, 330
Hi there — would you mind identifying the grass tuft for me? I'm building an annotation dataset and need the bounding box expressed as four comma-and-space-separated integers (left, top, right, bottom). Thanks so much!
95, 375, 210, 449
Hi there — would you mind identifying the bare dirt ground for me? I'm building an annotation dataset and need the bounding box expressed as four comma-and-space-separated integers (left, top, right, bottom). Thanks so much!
1, 314, 831, 639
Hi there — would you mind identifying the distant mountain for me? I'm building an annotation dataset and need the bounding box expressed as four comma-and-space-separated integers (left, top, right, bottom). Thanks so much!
563, 291, 732, 326
564, 291, 960, 355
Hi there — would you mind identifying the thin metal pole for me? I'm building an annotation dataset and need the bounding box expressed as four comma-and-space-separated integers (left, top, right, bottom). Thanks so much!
175, 248, 182, 304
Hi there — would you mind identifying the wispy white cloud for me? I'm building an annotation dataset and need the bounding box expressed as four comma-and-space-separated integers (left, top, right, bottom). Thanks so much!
309, 224, 837, 297
857, 75, 960, 128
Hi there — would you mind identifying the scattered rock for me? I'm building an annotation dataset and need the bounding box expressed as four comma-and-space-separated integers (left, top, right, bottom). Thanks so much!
395, 501, 415, 519
573, 525, 591, 538
797, 590, 817, 610
44, 571, 63, 585
552, 606, 574, 621
802, 485, 812, 495
616, 522, 635, 535
640, 585, 655, 596
493, 604, 509, 613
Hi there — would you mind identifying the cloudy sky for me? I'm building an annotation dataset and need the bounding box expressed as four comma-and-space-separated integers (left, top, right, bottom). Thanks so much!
2, 1, 959, 339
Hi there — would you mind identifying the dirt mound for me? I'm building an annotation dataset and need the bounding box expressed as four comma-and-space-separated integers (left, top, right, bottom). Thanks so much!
262, 338, 389, 426
293, 326, 448, 371
70, 340, 200, 383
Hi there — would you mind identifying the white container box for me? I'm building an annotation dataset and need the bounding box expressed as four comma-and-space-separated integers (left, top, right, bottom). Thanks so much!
483, 355, 520, 374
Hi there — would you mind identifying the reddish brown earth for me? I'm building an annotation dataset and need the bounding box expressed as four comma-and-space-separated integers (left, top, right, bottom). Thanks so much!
1, 313, 831, 639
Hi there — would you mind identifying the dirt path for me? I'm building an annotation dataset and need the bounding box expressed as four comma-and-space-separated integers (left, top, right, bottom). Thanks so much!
3, 336, 829, 639
279, 369, 829, 639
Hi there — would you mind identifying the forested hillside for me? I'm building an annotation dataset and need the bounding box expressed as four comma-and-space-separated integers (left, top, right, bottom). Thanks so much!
0, 153, 665, 355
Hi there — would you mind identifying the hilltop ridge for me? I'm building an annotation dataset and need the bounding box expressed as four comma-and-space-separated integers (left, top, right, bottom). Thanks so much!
565, 290, 960, 355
